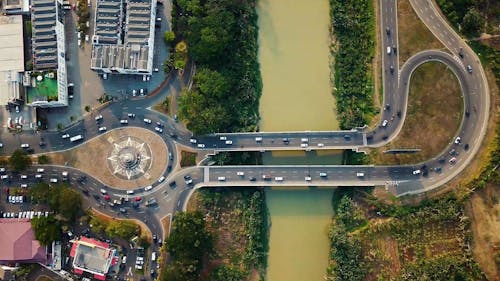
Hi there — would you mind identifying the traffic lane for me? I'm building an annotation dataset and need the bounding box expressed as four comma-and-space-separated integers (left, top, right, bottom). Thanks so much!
193, 132, 365, 151
206, 165, 420, 183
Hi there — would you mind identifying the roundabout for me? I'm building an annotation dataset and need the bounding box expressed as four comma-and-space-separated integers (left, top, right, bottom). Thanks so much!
45, 127, 171, 189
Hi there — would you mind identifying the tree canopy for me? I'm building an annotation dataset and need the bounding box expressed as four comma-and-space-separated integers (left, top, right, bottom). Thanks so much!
9, 149, 32, 171
31, 216, 62, 246
174, 0, 261, 134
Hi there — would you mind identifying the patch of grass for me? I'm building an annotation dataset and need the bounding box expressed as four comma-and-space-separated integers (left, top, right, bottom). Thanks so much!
370, 62, 463, 164
153, 96, 172, 116
397, 0, 444, 64
190, 189, 268, 280
180, 150, 197, 167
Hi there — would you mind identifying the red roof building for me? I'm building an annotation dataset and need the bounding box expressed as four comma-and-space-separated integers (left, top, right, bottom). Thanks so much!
0, 219, 47, 264
69, 237, 116, 280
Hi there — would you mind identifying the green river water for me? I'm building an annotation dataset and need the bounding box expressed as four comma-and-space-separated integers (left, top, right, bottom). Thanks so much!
257, 0, 340, 279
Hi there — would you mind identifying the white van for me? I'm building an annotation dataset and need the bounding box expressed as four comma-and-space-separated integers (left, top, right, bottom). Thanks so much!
151, 252, 156, 261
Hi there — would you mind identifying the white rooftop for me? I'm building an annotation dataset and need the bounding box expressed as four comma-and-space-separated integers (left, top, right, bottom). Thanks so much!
0, 15, 24, 105
0, 15, 24, 72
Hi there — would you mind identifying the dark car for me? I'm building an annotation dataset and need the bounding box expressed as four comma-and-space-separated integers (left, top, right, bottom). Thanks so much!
169, 181, 177, 188
249, 177, 256, 182
167, 165, 172, 172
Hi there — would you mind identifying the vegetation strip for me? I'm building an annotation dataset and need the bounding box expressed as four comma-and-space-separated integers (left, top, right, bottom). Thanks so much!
172, 0, 262, 134
330, 0, 377, 129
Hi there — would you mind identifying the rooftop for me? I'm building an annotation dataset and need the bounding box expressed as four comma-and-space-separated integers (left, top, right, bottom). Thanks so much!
70, 237, 116, 279
0, 219, 47, 264
0, 15, 24, 72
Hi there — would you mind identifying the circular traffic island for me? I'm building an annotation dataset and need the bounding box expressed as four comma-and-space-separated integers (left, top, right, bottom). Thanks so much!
46, 127, 169, 190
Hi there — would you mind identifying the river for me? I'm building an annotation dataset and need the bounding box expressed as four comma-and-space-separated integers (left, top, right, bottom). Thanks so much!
257, 0, 338, 279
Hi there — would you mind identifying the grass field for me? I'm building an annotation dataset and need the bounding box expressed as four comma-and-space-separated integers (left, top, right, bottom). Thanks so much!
397, 0, 444, 64
370, 62, 463, 164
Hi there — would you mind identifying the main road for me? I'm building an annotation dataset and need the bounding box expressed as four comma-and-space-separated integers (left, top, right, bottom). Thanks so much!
0, 0, 490, 241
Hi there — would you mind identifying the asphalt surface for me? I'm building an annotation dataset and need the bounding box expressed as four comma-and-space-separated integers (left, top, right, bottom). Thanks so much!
0, 0, 490, 274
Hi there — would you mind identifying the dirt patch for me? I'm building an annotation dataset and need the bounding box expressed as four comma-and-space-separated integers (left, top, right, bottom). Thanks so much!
160, 215, 171, 240
180, 150, 197, 167
466, 183, 500, 281
43, 127, 169, 189
397, 0, 444, 64
370, 62, 462, 164
36, 276, 54, 281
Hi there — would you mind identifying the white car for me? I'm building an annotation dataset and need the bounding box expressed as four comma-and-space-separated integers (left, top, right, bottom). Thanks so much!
301, 138, 309, 143
219, 136, 227, 141
382, 120, 388, 127
128, 113, 136, 118
20, 144, 29, 148
356, 172, 365, 177
120, 119, 128, 125
100, 189, 107, 194
275, 176, 284, 181
1, 175, 8, 180
454, 137, 461, 144
126, 190, 134, 195
158, 176, 165, 183
144, 185, 153, 191
62, 134, 70, 139
189, 138, 197, 144
98, 126, 107, 132
155, 127, 163, 133
387, 46, 391, 54
236, 171, 244, 176
144, 118, 152, 124
319, 172, 327, 177
50, 178, 58, 183
412, 169, 421, 175
217, 176, 226, 181
305, 176, 312, 181
62, 171, 68, 177
35, 174, 43, 179
37, 168, 44, 173
95, 115, 103, 121
20, 183, 28, 188
255, 137, 263, 142
300, 143, 308, 148
317, 143, 324, 147
225, 140, 233, 145
197, 143, 205, 148
20, 175, 27, 179
0, 168, 5, 172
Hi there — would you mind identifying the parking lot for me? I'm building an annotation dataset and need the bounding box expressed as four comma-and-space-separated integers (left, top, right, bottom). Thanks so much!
42, 0, 172, 131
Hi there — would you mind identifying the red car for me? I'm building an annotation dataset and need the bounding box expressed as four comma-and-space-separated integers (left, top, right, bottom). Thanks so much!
103, 195, 111, 201
134, 196, 142, 202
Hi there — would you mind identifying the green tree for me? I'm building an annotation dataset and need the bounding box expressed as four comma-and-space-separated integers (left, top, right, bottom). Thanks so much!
28, 182, 50, 204
461, 8, 485, 36
89, 215, 107, 235
9, 149, 32, 171
194, 68, 231, 98
105, 220, 138, 240
58, 188, 82, 221
210, 265, 245, 281
166, 211, 213, 263
37, 155, 50, 164
164, 31, 175, 44
31, 216, 61, 246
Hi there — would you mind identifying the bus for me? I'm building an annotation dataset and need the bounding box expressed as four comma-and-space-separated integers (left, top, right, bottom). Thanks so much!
70, 135, 83, 142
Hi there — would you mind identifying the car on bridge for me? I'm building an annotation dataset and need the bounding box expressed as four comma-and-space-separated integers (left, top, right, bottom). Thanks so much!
305, 176, 312, 181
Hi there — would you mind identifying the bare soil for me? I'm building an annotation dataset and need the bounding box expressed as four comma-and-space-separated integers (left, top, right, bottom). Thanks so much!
180, 150, 197, 167
466, 183, 500, 281
397, 0, 444, 64
370, 62, 462, 164
43, 127, 168, 189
